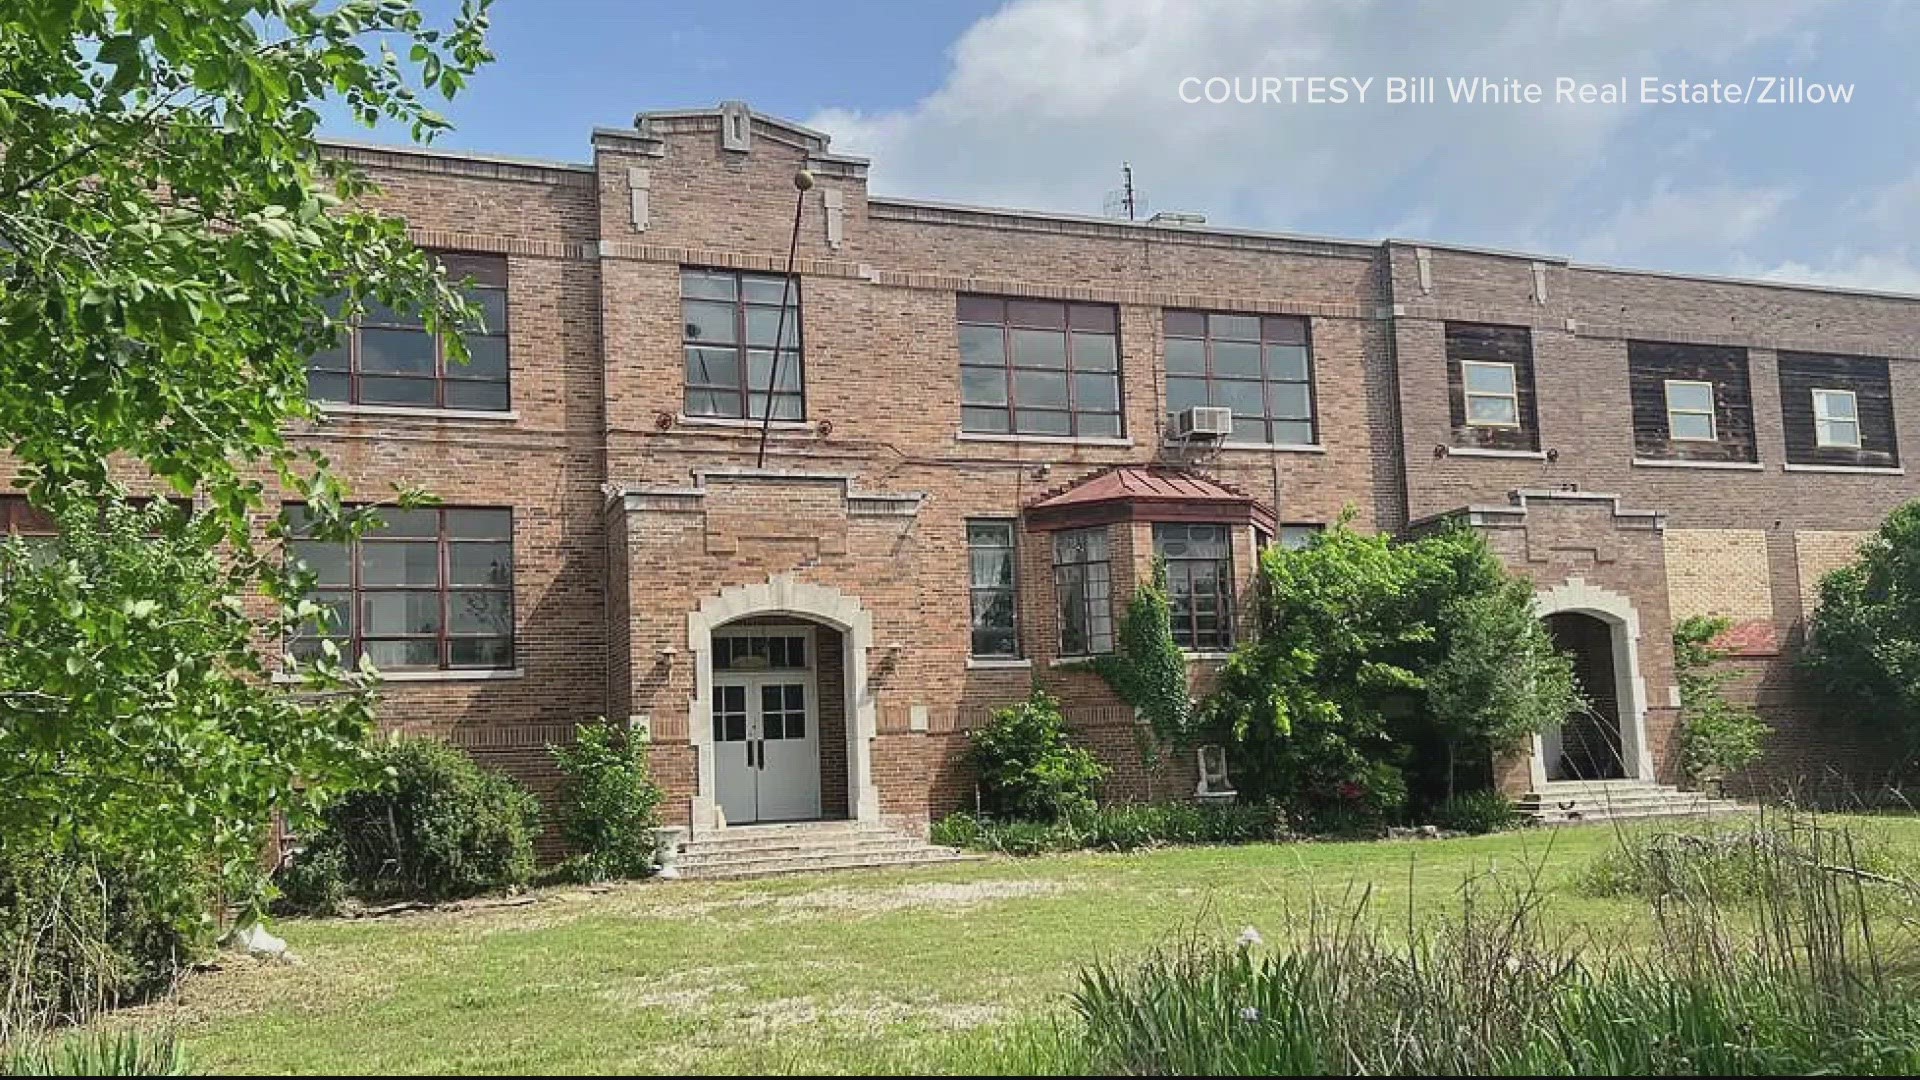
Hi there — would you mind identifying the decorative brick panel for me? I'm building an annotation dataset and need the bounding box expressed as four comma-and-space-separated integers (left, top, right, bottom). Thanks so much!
1664, 528, 1776, 654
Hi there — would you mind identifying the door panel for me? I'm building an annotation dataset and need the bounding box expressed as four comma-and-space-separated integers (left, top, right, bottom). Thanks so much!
754, 680, 822, 821
712, 682, 756, 825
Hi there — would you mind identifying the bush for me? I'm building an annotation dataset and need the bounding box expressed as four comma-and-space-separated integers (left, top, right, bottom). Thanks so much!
1803, 502, 1920, 757
0, 851, 208, 1029
549, 722, 664, 882
273, 843, 348, 917
1427, 791, 1524, 835
968, 691, 1107, 822
933, 802, 1289, 856
279, 738, 541, 906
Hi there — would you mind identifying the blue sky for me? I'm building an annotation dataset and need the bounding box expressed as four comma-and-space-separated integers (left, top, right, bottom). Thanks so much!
324, 1, 1920, 291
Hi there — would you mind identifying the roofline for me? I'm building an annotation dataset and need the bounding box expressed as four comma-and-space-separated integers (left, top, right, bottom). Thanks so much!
868, 195, 1379, 254
1564, 258, 1920, 304
318, 136, 592, 174
637, 105, 838, 145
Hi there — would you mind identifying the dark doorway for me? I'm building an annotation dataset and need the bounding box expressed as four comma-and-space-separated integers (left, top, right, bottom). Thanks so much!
1543, 612, 1626, 781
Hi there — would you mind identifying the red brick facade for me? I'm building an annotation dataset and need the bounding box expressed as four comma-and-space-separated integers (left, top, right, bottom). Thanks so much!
46, 105, 1914, 834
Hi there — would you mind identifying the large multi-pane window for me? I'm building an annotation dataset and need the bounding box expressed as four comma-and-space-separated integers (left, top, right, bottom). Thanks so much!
1052, 526, 1113, 656
959, 296, 1122, 438
682, 267, 804, 420
966, 519, 1019, 658
307, 254, 510, 411
288, 506, 515, 671
1154, 523, 1233, 650
1164, 312, 1314, 444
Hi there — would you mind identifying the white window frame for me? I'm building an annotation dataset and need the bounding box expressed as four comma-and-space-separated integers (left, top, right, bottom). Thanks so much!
1460, 360, 1520, 428
1812, 387, 1862, 449
1663, 379, 1718, 442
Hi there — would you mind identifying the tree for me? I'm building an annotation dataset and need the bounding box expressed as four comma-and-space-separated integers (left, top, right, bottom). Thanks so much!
0, 0, 495, 940
1803, 502, 1920, 764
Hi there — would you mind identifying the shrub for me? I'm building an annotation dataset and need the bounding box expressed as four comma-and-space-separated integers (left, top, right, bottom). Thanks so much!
272, 843, 348, 917
1427, 791, 1525, 835
928, 812, 984, 850
1674, 615, 1771, 785
968, 691, 1107, 822
549, 722, 665, 882
0, 851, 208, 1030
933, 802, 1289, 855
281, 738, 541, 905
1803, 502, 1920, 758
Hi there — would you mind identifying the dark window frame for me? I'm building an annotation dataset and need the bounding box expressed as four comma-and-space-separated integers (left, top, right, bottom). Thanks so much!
1052, 526, 1114, 656
1163, 310, 1316, 445
1154, 522, 1235, 651
1444, 322, 1539, 452
307, 254, 511, 412
289, 506, 515, 672
958, 295, 1124, 438
966, 518, 1020, 658
681, 266, 806, 421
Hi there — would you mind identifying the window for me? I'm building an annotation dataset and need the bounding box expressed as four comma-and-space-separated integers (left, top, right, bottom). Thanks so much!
966, 520, 1019, 658
1164, 311, 1314, 444
0, 496, 57, 572
1052, 527, 1113, 655
288, 506, 514, 671
1461, 361, 1520, 427
1664, 380, 1717, 441
959, 296, 1122, 438
1278, 524, 1322, 550
1155, 523, 1233, 650
713, 631, 808, 671
1812, 388, 1861, 449
682, 267, 803, 420
307, 254, 510, 411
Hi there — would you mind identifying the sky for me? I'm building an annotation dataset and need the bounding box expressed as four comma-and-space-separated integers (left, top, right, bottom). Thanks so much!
322, 0, 1920, 292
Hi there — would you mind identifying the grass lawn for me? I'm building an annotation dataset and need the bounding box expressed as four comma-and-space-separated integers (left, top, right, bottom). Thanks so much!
129, 815, 1920, 1075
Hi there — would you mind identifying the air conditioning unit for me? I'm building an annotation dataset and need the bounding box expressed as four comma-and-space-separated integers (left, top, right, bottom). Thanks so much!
1175, 405, 1234, 441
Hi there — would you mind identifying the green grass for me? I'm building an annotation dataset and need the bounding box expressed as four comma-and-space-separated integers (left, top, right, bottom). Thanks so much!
118, 816, 1920, 1075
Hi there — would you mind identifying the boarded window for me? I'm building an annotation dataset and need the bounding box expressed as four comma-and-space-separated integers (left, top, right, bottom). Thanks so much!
1628, 341, 1756, 463
1445, 323, 1538, 451
1778, 352, 1898, 469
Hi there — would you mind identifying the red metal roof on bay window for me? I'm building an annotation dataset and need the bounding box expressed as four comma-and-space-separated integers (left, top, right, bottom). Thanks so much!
1023, 465, 1276, 532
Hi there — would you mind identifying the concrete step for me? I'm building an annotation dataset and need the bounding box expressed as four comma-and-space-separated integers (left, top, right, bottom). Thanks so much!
679, 838, 938, 868
678, 847, 980, 881
681, 825, 899, 857
1519, 783, 1747, 825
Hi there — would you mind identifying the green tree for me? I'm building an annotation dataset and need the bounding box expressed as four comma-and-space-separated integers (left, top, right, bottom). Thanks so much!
0, 0, 494, 945
1803, 502, 1920, 762
1672, 615, 1769, 786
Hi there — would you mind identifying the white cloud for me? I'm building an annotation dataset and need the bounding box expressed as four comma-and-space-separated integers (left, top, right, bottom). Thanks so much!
1574, 181, 1795, 266
807, 0, 1831, 249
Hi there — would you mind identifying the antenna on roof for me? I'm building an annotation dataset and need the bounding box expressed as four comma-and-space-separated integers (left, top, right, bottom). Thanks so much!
1102, 162, 1148, 221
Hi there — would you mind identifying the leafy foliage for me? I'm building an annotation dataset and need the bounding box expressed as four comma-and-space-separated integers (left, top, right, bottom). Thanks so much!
1426, 791, 1525, 835
931, 802, 1289, 855
1197, 521, 1577, 823
967, 691, 1109, 822
1089, 559, 1195, 751
1673, 615, 1770, 783
1803, 503, 1920, 760
549, 722, 665, 883
0, 498, 377, 930
283, 738, 540, 905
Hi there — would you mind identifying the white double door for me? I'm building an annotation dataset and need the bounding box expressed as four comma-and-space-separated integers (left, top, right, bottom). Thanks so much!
712, 674, 822, 824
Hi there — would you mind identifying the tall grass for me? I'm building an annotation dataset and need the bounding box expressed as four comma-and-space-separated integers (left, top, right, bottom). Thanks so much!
1, 1029, 190, 1076
1054, 812, 1920, 1075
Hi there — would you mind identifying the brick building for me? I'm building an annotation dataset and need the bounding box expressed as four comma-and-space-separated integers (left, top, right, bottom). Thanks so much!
34, 102, 1907, 838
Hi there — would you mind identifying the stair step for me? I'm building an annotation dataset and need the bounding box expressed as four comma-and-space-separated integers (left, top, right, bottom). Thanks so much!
677, 849, 980, 881
679, 839, 939, 867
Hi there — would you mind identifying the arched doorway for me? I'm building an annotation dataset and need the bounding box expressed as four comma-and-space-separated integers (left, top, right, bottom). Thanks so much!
1543, 612, 1626, 780
1530, 577, 1655, 786
687, 575, 878, 833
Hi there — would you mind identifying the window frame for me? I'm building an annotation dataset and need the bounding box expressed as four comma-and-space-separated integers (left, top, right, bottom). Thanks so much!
1051, 526, 1114, 657
1460, 360, 1521, 428
1811, 387, 1862, 449
289, 506, 515, 672
1663, 379, 1719, 442
307, 256, 511, 412
1154, 523, 1235, 651
958, 295, 1124, 439
965, 518, 1020, 659
681, 266, 806, 422
1162, 310, 1316, 446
